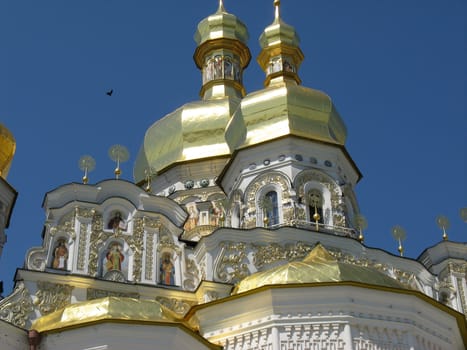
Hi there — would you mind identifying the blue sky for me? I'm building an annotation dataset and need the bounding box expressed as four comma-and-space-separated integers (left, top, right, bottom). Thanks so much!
1, 0, 465, 294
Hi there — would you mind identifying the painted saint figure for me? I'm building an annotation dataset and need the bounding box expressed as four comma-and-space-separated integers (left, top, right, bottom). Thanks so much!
210, 200, 224, 226
106, 243, 124, 271
184, 202, 199, 231
160, 252, 175, 285
52, 240, 68, 270
107, 211, 127, 231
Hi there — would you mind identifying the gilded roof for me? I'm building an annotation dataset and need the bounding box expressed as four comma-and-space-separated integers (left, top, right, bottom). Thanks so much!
134, 97, 239, 182
134, 2, 251, 182
0, 123, 15, 179
233, 244, 404, 294
225, 81, 347, 151
194, 0, 248, 46
259, 1, 300, 50
31, 297, 182, 333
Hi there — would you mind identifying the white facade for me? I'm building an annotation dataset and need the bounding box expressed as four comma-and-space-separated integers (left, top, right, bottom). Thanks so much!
0, 2, 465, 349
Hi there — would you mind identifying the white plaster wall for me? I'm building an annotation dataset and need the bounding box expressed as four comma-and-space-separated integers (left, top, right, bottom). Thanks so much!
40, 322, 216, 350
0, 320, 28, 350
195, 285, 465, 350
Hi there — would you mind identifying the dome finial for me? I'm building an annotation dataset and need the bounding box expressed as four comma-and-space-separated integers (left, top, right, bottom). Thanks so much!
218, 0, 226, 12
274, 0, 281, 22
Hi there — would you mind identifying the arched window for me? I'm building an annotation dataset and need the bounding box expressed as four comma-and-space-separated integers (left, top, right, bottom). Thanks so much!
307, 189, 324, 225
260, 191, 279, 227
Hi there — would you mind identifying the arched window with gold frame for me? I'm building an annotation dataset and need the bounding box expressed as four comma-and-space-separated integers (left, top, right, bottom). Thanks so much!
306, 189, 324, 229
259, 190, 280, 228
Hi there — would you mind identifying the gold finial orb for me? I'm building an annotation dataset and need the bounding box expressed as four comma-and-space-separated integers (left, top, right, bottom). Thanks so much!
109, 144, 129, 180
78, 155, 95, 185
391, 225, 406, 257
398, 243, 404, 256
313, 212, 320, 222
354, 214, 368, 243
436, 215, 450, 241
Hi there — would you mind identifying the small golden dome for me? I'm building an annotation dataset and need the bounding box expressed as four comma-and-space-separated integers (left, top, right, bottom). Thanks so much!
257, 0, 304, 86
0, 123, 16, 179
31, 296, 182, 333
194, 0, 249, 47
233, 244, 404, 294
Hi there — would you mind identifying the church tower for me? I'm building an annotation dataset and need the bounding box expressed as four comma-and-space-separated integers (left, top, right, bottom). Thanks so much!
0, 1, 465, 349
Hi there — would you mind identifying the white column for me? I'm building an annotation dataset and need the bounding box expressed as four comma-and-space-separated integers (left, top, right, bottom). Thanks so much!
272, 326, 280, 350
342, 323, 353, 350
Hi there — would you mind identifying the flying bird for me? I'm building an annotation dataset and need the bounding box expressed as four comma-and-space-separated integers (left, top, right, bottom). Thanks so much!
106, 89, 113, 96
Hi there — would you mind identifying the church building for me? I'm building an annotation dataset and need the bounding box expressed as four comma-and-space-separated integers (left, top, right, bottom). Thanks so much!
0, 1, 466, 349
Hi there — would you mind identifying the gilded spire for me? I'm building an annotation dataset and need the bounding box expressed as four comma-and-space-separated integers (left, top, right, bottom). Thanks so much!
274, 0, 281, 22
218, 0, 225, 12
257, 0, 304, 87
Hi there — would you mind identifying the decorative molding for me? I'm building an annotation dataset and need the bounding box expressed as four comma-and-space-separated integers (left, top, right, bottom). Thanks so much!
295, 169, 345, 227
183, 257, 200, 291
77, 221, 89, 271
34, 281, 73, 315
155, 296, 194, 316
0, 283, 34, 328
215, 241, 249, 283
244, 172, 291, 229
86, 288, 139, 300
253, 241, 313, 269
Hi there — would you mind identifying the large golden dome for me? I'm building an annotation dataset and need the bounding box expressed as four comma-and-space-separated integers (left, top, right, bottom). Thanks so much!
225, 1, 346, 152
134, 98, 239, 182
0, 123, 15, 179
225, 82, 347, 151
31, 297, 182, 333
233, 244, 404, 294
134, 1, 250, 183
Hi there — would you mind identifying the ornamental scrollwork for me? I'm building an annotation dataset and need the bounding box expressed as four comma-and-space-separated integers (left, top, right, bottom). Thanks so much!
183, 257, 200, 291
253, 243, 285, 269
77, 221, 89, 271
244, 172, 291, 211
0, 283, 34, 328
26, 247, 47, 271
215, 241, 249, 283
34, 281, 73, 315
86, 288, 139, 300
130, 217, 144, 282
253, 241, 314, 269
155, 296, 194, 316
54, 210, 76, 238
157, 226, 181, 255
75, 207, 96, 219
448, 262, 467, 275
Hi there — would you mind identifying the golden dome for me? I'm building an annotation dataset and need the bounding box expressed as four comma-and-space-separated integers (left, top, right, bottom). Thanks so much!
225, 2, 346, 152
225, 81, 347, 151
233, 244, 404, 294
31, 296, 182, 333
194, 0, 249, 47
0, 123, 16, 179
134, 97, 238, 183
134, 2, 251, 182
